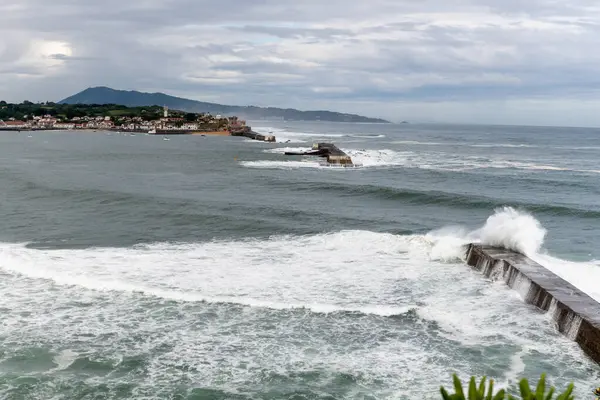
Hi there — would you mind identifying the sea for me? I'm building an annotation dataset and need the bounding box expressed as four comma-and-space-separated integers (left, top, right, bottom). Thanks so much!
0, 122, 599, 399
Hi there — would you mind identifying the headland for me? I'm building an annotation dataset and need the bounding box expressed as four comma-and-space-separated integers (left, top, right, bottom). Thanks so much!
0, 101, 275, 141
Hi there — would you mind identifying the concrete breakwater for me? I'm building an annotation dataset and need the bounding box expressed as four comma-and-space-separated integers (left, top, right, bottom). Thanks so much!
229, 127, 276, 142
284, 143, 354, 166
465, 244, 600, 364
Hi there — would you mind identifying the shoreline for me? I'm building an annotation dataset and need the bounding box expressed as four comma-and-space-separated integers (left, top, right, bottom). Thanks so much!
0, 127, 276, 141
0, 128, 232, 136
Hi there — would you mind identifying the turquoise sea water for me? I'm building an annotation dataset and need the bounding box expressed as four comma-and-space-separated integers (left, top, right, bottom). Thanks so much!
0, 122, 599, 399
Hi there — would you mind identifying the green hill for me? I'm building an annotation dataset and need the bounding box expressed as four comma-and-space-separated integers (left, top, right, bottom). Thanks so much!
58, 87, 390, 123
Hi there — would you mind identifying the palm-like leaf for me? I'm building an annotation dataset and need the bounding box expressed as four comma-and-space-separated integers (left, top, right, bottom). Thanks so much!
440, 374, 575, 400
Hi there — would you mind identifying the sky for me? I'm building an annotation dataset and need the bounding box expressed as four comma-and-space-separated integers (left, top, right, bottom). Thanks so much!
2, 0, 600, 126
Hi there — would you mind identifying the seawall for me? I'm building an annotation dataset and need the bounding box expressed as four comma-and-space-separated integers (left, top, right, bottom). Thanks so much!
284, 143, 354, 166
230, 129, 275, 142
465, 244, 600, 364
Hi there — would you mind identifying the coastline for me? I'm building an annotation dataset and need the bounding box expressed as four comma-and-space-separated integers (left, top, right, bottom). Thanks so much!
190, 131, 230, 136
0, 128, 232, 136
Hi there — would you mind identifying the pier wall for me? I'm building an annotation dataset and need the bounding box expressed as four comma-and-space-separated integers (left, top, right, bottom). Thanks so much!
230, 130, 275, 142
465, 244, 600, 364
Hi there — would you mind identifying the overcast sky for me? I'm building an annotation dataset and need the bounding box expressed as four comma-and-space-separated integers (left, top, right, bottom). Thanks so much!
2, 0, 600, 126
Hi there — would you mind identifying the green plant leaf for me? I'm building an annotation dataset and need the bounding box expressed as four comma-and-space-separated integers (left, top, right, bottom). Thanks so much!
493, 388, 506, 400
478, 377, 487, 398
453, 374, 465, 399
440, 386, 453, 400
535, 374, 546, 400
485, 379, 495, 400
544, 387, 554, 400
519, 378, 532, 399
469, 377, 478, 400
555, 383, 574, 400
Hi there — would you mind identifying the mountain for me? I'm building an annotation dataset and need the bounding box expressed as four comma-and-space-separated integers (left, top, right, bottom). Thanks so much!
58, 87, 390, 123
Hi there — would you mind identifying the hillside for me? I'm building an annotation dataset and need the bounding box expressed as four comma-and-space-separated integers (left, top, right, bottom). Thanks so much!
59, 87, 390, 123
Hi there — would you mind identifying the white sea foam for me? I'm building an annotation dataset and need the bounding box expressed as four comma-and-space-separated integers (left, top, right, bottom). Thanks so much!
240, 160, 326, 169
532, 254, 600, 303
475, 206, 547, 256
0, 215, 597, 396
440, 206, 600, 303
263, 147, 313, 154
350, 134, 386, 139
243, 149, 410, 170
470, 143, 537, 148
0, 209, 596, 309
252, 126, 344, 144
51, 349, 79, 371
393, 140, 445, 146
392, 140, 537, 148
246, 146, 600, 175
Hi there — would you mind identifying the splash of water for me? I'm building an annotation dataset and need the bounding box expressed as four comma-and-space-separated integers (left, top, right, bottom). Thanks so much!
422, 207, 547, 261
475, 206, 547, 256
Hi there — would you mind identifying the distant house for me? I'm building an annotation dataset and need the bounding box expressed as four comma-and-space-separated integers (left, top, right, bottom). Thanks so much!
1, 120, 28, 129
38, 118, 57, 127
182, 123, 199, 130
54, 123, 76, 130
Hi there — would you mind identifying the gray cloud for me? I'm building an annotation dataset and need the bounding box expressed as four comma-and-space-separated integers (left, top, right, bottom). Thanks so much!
2, 0, 600, 125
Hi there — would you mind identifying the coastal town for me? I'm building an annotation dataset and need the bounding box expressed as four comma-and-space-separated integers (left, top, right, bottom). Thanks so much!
2, 105, 235, 133
0, 102, 276, 141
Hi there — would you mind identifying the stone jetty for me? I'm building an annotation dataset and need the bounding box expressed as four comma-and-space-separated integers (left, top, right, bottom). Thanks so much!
284, 143, 354, 166
229, 126, 275, 142
465, 244, 600, 365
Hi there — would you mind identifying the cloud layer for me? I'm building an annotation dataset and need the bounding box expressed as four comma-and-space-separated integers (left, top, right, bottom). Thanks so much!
2, 0, 600, 125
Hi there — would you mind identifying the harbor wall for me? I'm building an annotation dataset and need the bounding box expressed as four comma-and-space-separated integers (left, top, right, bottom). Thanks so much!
465, 244, 600, 364
230, 129, 275, 142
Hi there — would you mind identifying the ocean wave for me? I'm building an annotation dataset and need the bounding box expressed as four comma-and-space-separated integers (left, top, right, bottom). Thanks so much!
244, 147, 600, 174
347, 134, 386, 138
252, 126, 345, 144
392, 140, 537, 148
1, 207, 599, 305
392, 140, 445, 146
2, 206, 600, 399
284, 182, 600, 219
0, 229, 447, 319
263, 147, 313, 154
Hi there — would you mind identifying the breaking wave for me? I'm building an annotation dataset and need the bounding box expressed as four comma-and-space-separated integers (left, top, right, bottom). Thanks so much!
280, 182, 600, 219
243, 147, 600, 174
1, 208, 598, 305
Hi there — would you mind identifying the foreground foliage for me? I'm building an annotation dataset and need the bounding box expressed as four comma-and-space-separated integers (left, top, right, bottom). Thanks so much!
440, 374, 575, 400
